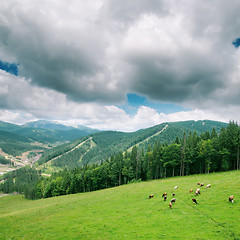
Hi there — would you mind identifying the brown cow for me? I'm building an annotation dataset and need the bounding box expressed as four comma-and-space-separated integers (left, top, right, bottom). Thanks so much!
162, 192, 167, 198
148, 194, 154, 199
169, 202, 172, 209
229, 195, 234, 203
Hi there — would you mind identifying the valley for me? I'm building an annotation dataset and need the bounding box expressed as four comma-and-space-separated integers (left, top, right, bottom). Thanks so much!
0, 148, 43, 175
0, 120, 100, 175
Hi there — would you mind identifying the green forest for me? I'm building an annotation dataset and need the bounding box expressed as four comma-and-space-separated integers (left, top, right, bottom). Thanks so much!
1, 121, 239, 200
37, 120, 227, 169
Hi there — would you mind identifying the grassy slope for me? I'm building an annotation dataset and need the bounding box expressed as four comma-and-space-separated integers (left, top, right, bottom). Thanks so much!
0, 170, 239, 240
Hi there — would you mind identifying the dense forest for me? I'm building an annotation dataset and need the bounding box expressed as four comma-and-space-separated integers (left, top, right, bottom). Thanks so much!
0, 155, 13, 165
37, 120, 227, 168
0, 166, 41, 199
1, 121, 239, 199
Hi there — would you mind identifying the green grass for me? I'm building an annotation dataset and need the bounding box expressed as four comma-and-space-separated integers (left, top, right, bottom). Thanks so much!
0, 171, 239, 239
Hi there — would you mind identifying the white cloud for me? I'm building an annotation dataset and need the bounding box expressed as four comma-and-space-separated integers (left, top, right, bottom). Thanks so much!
61, 106, 231, 132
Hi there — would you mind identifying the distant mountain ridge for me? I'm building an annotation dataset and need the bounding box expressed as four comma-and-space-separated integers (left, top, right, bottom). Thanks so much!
22, 120, 75, 131
0, 120, 23, 132
0, 120, 100, 157
22, 120, 99, 132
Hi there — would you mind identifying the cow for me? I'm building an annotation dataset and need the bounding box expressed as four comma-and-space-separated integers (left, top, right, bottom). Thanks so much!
229, 195, 234, 203
192, 198, 198, 204
148, 194, 154, 199
164, 196, 167, 201
195, 188, 201, 196
171, 198, 176, 203
162, 192, 167, 198
169, 202, 172, 209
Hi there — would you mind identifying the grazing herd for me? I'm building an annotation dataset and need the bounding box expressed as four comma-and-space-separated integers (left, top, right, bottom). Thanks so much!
148, 182, 235, 209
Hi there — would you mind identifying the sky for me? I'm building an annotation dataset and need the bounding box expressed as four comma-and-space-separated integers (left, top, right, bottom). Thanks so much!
0, 0, 240, 132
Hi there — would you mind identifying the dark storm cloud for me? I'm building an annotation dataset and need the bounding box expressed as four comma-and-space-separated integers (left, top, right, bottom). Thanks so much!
0, 0, 240, 111
0, 0, 127, 103
119, 0, 240, 109
127, 44, 231, 104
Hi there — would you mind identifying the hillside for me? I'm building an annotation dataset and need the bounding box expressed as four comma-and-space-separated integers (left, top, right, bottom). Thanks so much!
0, 170, 239, 239
0, 120, 99, 145
0, 121, 23, 132
0, 120, 99, 175
38, 120, 228, 170
0, 130, 43, 156
14, 127, 94, 144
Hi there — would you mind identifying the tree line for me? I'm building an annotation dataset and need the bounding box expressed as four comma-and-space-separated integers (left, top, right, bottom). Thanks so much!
1, 121, 239, 199
0, 166, 41, 199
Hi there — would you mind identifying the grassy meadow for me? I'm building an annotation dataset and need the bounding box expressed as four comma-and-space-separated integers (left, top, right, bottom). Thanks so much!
0, 170, 239, 239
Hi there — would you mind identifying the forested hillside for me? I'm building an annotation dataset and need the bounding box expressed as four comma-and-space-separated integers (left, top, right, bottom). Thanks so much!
0, 120, 99, 157
0, 120, 100, 176
1, 120, 238, 199
0, 130, 43, 156
38, 120, 228, 170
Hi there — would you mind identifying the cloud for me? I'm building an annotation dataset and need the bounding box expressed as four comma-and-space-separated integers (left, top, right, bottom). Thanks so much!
71, 106, 229, 132
0, 0, 240, 130
1, 0, 239, 106
120, 7, 239, 110
0, 70, 236, 131
0, 70, 130, 129
0, 0, 128, 103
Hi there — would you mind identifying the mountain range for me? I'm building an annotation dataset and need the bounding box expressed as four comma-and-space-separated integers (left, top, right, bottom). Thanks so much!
0, 119, 229, 174
0, 120, 99, 157
35, 120, 228, 171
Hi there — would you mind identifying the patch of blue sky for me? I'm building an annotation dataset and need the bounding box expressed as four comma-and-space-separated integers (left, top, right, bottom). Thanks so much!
232, 38, 240, 48
118, 93, 189, 116
0, 60, 18, 76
